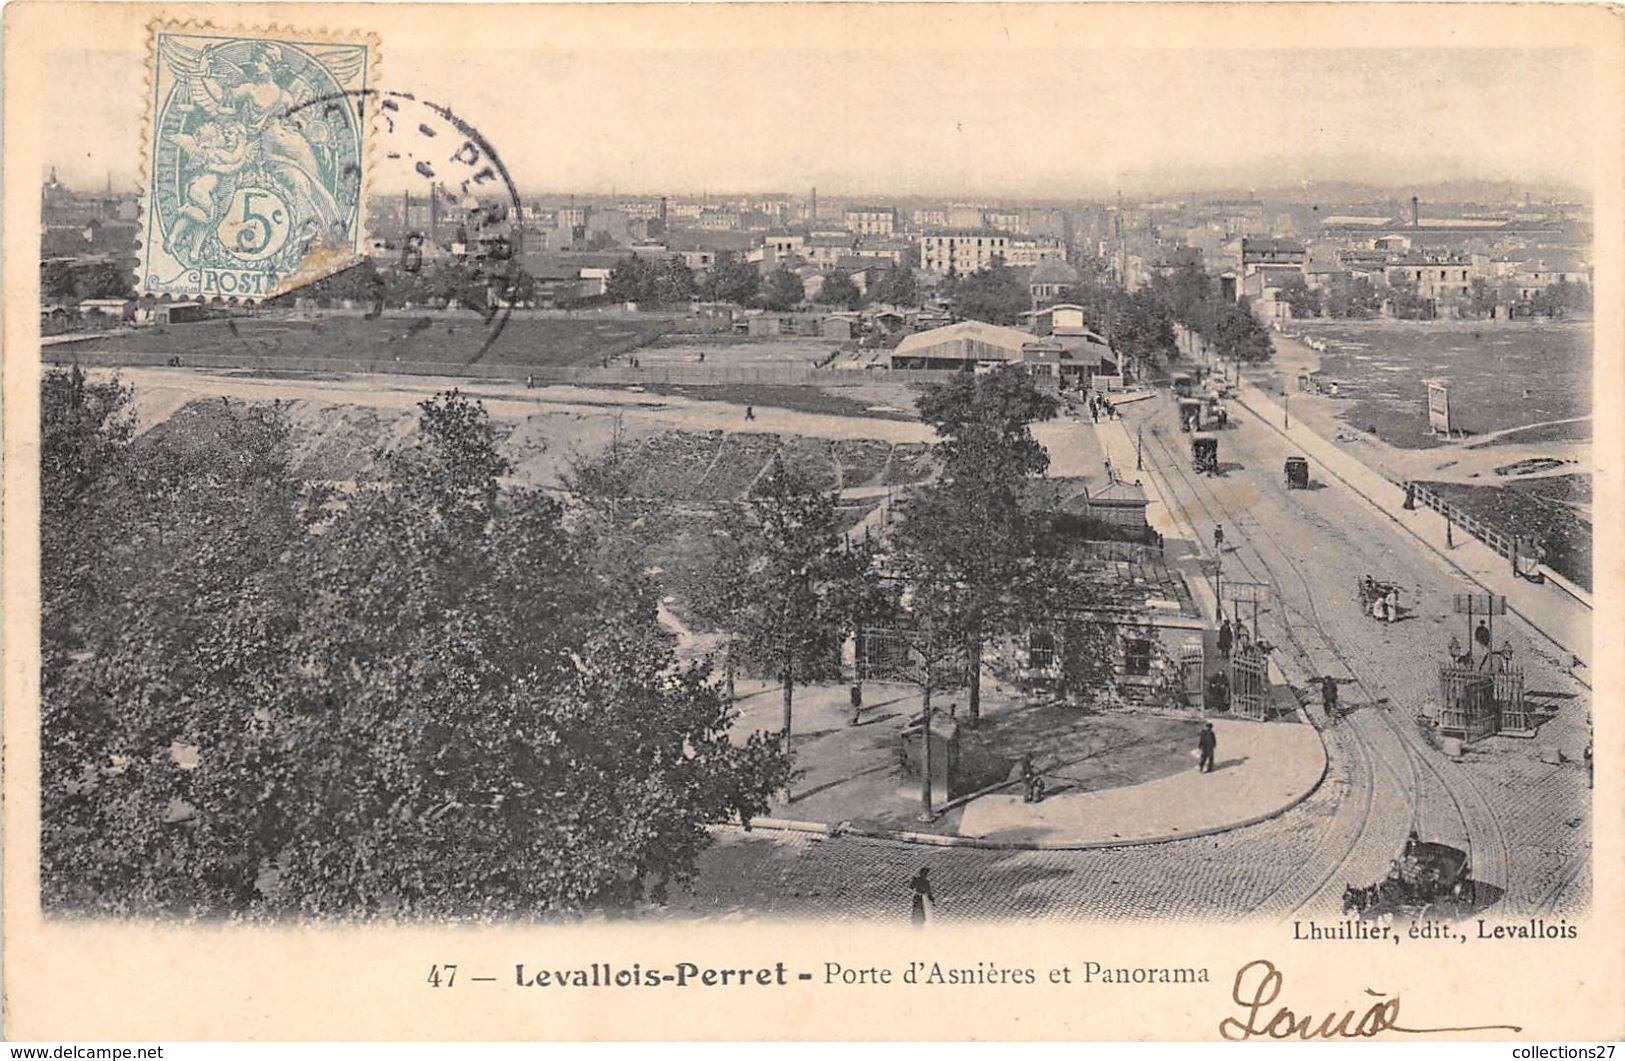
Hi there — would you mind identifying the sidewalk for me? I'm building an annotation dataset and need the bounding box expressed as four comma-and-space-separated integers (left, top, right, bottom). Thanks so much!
954, 718, 1324, 846
1233, 381, 1591, 673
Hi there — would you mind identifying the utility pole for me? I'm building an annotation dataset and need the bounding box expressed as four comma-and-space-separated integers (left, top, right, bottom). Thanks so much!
1136, 425, 1144, 471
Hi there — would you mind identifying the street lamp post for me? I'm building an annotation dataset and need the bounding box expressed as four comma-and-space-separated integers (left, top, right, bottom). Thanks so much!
1136, 425, 1144, 471
918, 692, 934, 822
1284, 389, 1291, 431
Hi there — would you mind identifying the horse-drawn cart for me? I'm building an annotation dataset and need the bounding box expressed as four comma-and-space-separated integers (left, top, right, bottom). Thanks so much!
1191, 433, 1219, 475
1344, 837, 1474, 920
1356, 576, 1405, 622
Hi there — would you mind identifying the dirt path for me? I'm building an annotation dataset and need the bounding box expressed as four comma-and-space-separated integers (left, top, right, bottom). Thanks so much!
98, 366, 938, 446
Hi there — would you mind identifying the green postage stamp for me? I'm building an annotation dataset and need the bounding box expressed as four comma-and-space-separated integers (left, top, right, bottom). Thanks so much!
142, 25, 374, 300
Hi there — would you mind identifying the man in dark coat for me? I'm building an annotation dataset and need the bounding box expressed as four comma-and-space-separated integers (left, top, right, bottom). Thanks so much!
1198, 723, 1217, 773
1218, 618, 1234, 660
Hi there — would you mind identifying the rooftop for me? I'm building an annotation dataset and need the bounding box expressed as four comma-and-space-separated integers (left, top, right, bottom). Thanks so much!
893, 319, 1035, 357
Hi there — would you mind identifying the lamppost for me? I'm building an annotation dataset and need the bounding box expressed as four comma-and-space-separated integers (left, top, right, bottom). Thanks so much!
1136, 425, 1144, 471
1284, 388, 1291, 431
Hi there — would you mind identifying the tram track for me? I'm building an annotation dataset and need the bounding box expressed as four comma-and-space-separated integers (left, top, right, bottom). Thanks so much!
1136, 403, 1511, 915
1140, 419, 1418, 914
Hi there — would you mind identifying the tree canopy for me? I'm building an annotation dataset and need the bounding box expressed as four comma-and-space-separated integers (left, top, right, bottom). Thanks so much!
896, 368, 1059, 724
946, 259, 1029, 326
41, 376, 789, 918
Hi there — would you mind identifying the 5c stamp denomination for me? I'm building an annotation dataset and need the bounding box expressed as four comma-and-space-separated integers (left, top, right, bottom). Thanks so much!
142, 25, 374, 300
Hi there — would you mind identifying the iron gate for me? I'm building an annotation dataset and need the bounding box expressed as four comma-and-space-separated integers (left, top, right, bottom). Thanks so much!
1229, 645, 1269, 721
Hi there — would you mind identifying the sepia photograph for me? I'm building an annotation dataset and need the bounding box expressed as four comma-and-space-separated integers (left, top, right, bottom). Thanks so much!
4, 1, 1621, 1043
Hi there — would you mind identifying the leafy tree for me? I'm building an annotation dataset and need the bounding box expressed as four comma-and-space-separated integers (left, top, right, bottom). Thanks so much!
653, 257, 697, 304
701, 252, 761, 305
897, 368, 1059, 724
606, 255, 657, 303
1212, 299, 1275, 362
42, 260, 79, 302
78, 261, 134, 301
759, 267, 805, 312
40, 383, 791, 917
816, 269, 862, 310
1533, 278, 1591, 318
727, 459, 874, 760
947, 258, 1029, 325
870, 262, 919, 307
42, 386, 311, 916
1276, 275, 1321, 319
1324, 275, 1382, 319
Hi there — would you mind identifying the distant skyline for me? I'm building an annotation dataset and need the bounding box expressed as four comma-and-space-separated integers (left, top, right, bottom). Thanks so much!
38, 30, 1594, 201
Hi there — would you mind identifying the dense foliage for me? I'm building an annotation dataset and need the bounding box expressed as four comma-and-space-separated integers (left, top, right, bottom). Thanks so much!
1150, 263, 1276, 362
896, 369, 1060, 723
40, 373, 788, 918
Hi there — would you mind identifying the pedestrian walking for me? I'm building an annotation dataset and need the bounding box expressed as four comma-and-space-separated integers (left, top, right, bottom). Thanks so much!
1218, 618, 1234, 660
909, 868, 935, 926
1474, 619, 1491, 653
849, 683, 863, 726
1213, 524, 1225, 552
1321, 676, 1339, 717
745, 405, 755, 421
1197, 723, 1217, 773
1090, 403, 1099, 424
1403, 481, 1416, 510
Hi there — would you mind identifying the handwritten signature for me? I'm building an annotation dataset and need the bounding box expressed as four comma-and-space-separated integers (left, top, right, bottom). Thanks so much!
1219, 959, 1524, 1040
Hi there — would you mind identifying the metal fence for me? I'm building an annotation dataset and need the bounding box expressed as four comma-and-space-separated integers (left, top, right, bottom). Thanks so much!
1411, 482, 1521, 560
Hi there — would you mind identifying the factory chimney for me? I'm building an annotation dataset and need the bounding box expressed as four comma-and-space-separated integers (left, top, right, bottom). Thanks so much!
1411, 195, 1420, 229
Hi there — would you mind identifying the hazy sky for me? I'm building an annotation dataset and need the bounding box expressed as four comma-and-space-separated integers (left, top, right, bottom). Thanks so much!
41, 35, 1593, 199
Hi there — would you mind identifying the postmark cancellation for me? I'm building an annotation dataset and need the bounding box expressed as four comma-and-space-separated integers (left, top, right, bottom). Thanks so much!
141, 24, 375, 301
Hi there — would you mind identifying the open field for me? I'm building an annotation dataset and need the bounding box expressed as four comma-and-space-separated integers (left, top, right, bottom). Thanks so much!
68, 312, 675, 368
1289, 320, 1591, 450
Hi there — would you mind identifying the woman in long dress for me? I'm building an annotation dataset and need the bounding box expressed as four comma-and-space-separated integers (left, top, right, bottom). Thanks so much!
909, 868, 934, 926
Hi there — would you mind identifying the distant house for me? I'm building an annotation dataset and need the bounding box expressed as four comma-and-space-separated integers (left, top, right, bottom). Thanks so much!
821, 314, 859, 341
1028, 258, 1079, 306
156, 300, 207, 324
40, 304, 71, 334
79, 297, 135, 323
747, 314, 789, 337
843, 206, 898, 237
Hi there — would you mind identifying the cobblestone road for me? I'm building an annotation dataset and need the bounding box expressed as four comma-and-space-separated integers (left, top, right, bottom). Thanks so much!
659, 392, 1590, 923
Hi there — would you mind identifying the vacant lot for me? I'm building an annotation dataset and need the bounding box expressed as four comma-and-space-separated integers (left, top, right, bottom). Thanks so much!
1421, 475, 1592, 590
1295, 320, 1591, 450
71, 313, 673, 368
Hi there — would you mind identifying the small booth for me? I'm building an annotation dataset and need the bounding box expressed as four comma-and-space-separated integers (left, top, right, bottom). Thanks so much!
900, 714, 961, 799
1437, 664, 1498, 743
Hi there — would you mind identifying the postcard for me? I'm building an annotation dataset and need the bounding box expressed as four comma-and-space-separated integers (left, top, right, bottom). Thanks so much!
4, 2, 1622, 1042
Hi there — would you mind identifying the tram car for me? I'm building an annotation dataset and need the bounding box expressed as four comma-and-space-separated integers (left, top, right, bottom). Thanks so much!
1178, 396, 1204, 432
1172, 373, 1195, 398
1284, 455, 1309, 489
1191, 433, 1219, 475
1343, 837, 1473, 920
